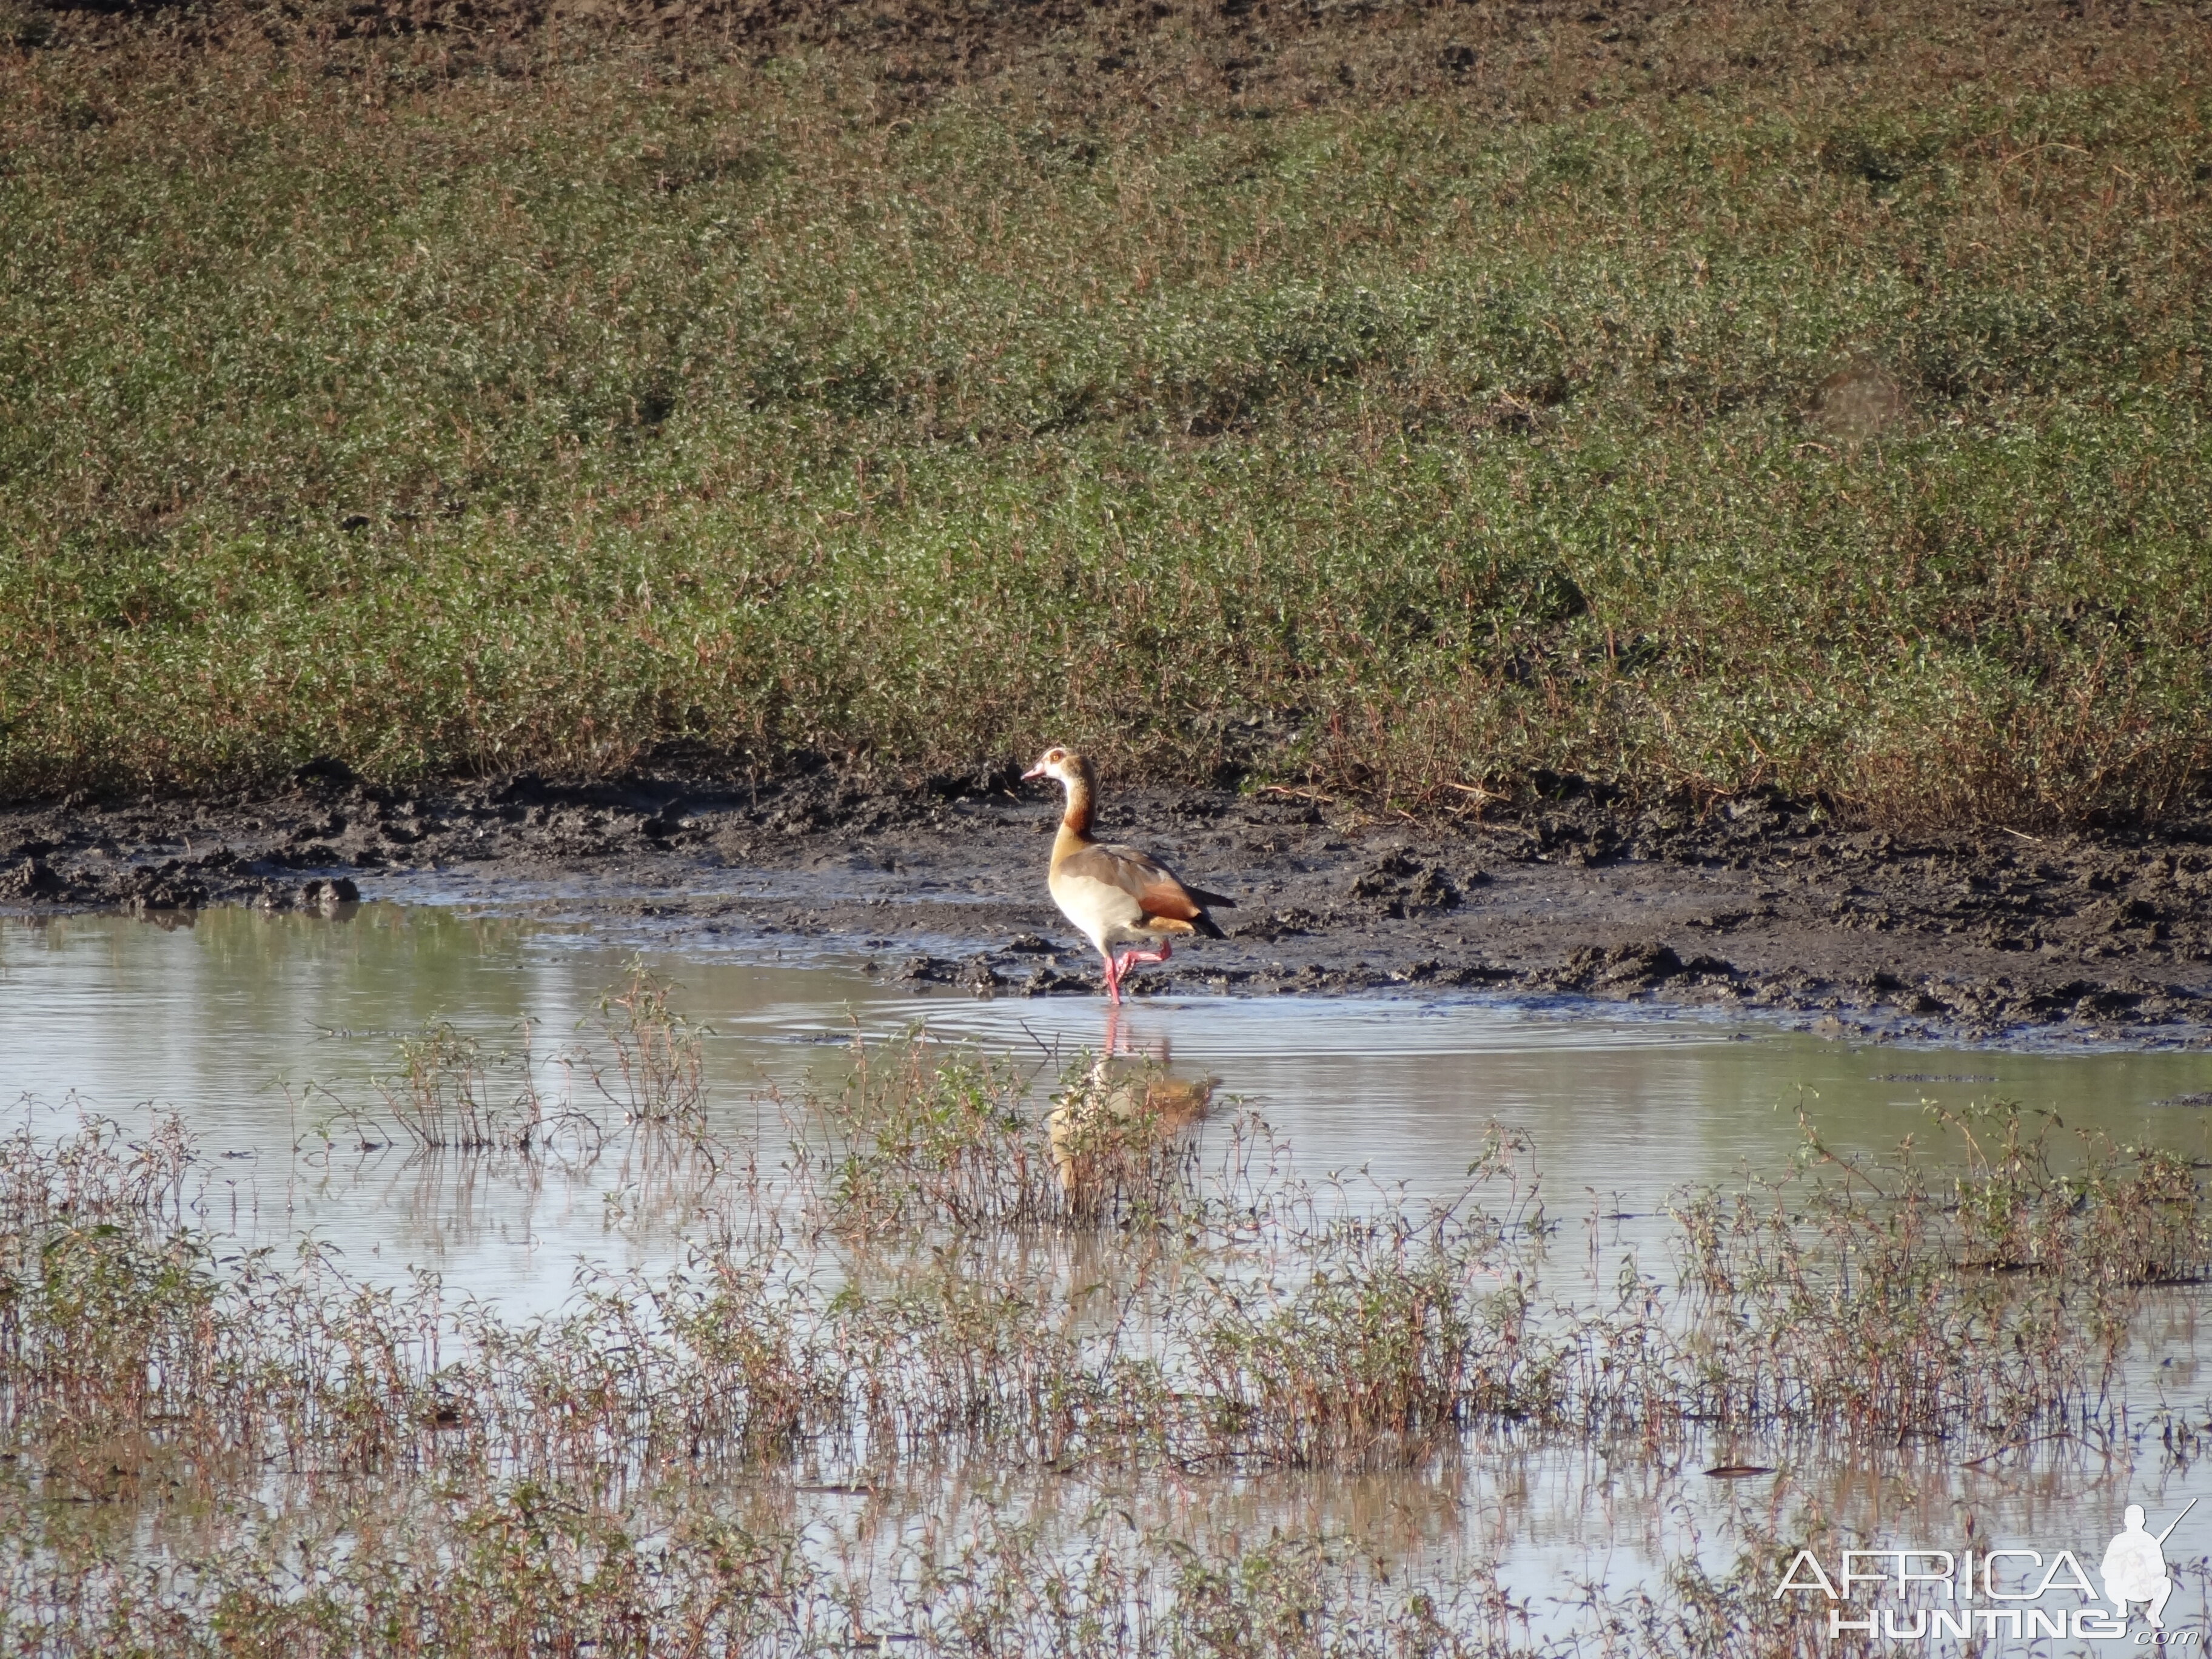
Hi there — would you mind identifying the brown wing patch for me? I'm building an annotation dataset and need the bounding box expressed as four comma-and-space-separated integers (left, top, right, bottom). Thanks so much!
1062, 842, 1206, 921
1136, 883, 1202, 922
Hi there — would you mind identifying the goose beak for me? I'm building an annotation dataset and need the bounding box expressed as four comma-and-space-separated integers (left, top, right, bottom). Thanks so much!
1021, 762, 1049, 780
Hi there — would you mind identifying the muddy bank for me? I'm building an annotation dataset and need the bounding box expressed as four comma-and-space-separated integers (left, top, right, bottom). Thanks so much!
4, 763, 2210, 1047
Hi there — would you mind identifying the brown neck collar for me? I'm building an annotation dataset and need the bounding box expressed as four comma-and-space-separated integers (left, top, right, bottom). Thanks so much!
1059, 758, 1097, 839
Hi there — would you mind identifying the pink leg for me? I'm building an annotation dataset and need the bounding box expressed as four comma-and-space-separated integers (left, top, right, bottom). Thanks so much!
1099, 952, 1123, 1005
1109, 939, 1173, 982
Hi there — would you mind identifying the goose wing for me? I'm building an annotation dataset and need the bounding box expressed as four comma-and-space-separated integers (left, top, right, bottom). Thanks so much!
1062, 842, 1235, 925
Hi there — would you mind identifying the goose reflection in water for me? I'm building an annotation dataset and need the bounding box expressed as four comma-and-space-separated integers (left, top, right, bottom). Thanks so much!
1045, 1004, 1216, 1198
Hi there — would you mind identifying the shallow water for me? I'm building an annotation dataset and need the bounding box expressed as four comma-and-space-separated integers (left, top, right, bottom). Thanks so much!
8, 902, 2212, 1645
9, 905, 2211, 1297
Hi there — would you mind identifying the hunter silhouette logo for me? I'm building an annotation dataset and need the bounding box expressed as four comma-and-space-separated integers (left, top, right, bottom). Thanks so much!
2103, 1501, 2194, 1630
1775, 1500, 2205, 1643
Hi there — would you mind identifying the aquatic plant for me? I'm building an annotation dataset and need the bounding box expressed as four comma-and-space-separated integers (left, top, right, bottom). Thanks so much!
377, 1021, 549, 1151
585, 959, 710, 1128
797, 1037, 1053, 1236
6, 1028, 2212, 1654
1184, 1205, 1508, 1466
791, 1041, 1207, 1238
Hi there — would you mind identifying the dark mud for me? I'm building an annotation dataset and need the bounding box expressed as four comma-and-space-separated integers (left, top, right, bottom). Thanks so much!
5, 762, 2211, 1048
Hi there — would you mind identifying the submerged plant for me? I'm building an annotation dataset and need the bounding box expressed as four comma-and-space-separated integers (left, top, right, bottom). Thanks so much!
5, 1062, 2212, 1654
377, 1022, 554, 1151
1660, 1100, 2212, 1444
1185, 1207, 1519, 1465
585, 959, 710, 1128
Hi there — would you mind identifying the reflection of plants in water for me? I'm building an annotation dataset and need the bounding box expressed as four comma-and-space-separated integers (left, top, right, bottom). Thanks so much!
8, 1063, 2212, 1650
602, 1119, 753, 1238
580, 958, 709, 1128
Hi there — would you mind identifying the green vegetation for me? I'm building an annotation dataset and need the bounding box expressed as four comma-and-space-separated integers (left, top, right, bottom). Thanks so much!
2, 0, 2207, 822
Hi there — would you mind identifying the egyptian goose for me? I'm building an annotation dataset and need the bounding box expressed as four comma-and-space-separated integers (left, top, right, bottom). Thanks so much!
1020, 746, 1234, 1002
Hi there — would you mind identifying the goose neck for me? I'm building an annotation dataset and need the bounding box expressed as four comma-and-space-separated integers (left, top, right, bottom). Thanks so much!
1059, 765, 1096, 839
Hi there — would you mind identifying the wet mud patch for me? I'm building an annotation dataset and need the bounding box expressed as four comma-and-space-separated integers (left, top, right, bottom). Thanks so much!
3, 764, 2210, 1047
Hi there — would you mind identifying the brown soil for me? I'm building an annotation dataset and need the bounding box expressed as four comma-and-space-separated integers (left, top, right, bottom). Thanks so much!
5, 763, 2210, 1047
29, 0, 2179, 150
